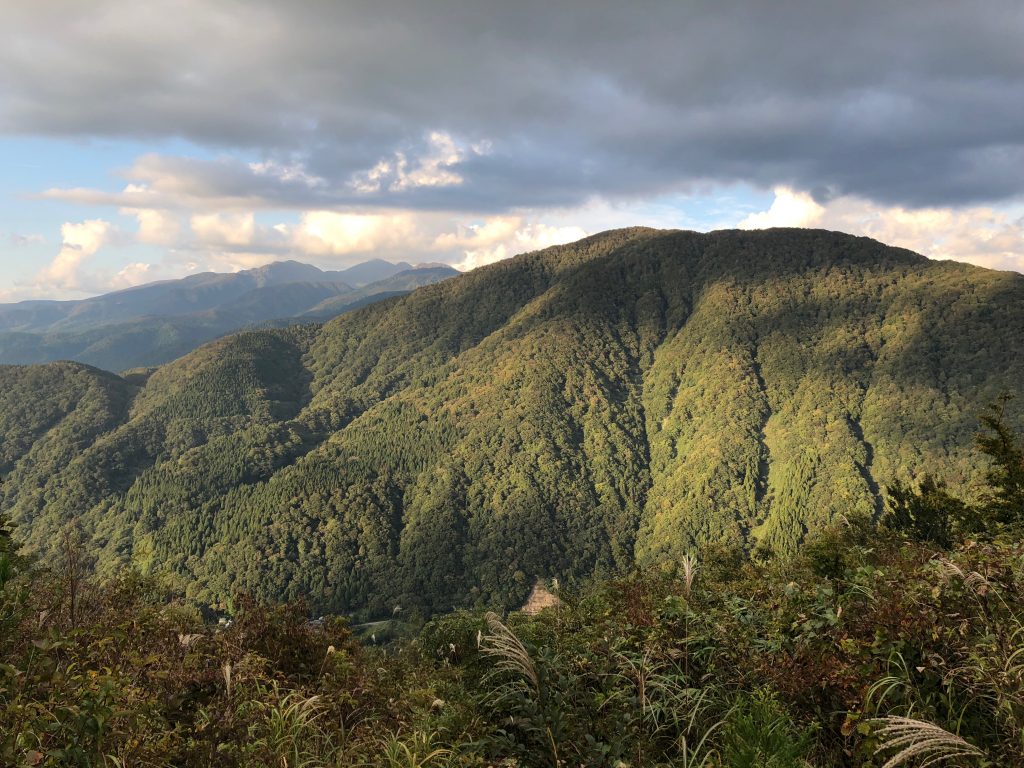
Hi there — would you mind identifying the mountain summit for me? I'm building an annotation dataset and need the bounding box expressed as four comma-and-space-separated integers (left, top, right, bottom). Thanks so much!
1, 228, 1020, 617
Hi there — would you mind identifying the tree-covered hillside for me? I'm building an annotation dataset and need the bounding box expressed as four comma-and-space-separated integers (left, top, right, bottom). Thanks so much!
1, 228, 1021, 617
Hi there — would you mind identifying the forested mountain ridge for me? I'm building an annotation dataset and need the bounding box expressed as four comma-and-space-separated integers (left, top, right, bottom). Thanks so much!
1, 227, 1021, 618
0, 260, 458, 371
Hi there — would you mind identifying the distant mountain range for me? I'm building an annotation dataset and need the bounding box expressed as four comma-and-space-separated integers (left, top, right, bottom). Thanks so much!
0, 259, 459, 371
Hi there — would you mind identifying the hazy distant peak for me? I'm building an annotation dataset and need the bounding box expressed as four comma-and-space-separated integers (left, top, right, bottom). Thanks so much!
331, 259, 414, 287
245, 260, 329, 286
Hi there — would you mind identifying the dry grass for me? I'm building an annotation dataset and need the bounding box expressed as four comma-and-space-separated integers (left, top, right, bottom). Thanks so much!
871, 716, 985, 768
480, 612, 539, 692
681, 553, 697, 601
934, 557, 989, 594
222, 660, 232, 697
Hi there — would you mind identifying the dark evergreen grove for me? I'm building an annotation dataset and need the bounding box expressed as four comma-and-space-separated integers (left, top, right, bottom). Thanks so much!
1, 227, 1021, 618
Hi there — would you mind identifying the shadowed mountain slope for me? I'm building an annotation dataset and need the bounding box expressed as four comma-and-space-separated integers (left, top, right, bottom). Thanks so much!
1, 227, 1021, 617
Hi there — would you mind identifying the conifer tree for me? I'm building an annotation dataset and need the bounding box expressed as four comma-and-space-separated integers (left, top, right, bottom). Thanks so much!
976, 395, 1024, 528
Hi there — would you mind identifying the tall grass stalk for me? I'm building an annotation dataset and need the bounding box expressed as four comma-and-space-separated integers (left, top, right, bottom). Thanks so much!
480, 612, 539, 692
871, 716, 986, 768
681, 553, 697, 680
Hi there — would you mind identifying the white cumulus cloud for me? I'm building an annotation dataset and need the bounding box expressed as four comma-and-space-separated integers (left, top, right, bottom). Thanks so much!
37, 219, 113, 290
110, 261, 154, 289
125, 208, 181, 246
290, 211, 424, 257
435, 216, 588, 271
351, 132, 489, 194
190, 212, 255, 246
739, 186, 1024, 272
738, 188, 825, 229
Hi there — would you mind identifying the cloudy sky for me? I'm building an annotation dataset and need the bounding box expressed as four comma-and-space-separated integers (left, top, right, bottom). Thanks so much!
2, 1, 1023, 300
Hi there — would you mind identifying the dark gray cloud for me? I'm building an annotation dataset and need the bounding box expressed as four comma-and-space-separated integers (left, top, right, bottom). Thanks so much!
5, 0, 1024, 211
